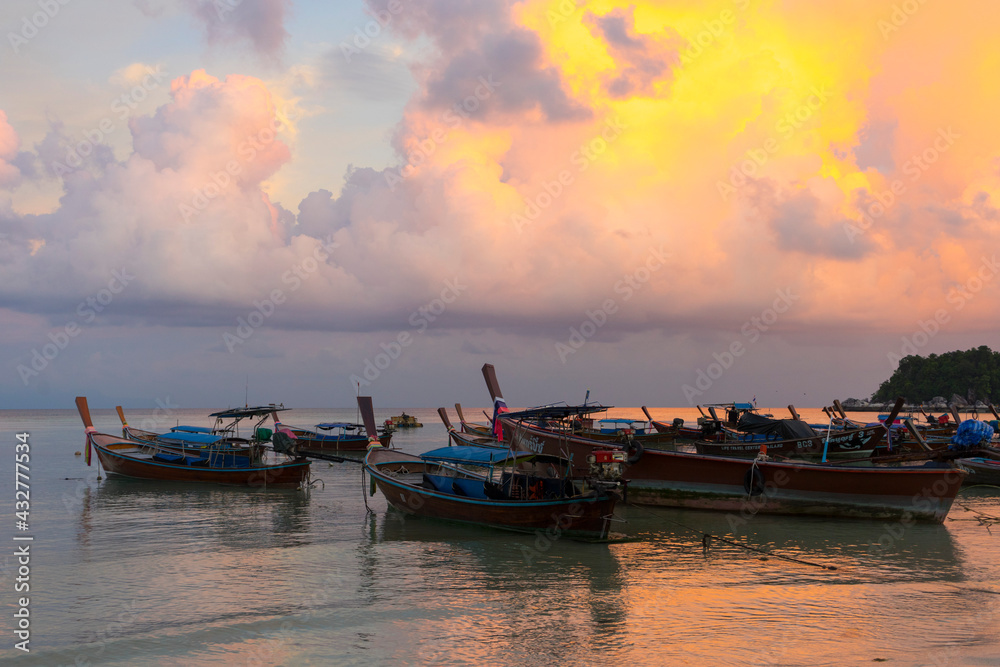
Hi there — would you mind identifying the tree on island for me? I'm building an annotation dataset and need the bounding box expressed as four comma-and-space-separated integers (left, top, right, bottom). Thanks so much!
871, 346, 1000, 404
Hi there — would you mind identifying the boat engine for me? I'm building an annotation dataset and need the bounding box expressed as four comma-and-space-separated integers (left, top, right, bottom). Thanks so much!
587, 448, 625, 482
271, 430, 298, 456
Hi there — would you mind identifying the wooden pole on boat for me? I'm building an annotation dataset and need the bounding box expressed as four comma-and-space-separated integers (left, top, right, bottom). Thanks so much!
833, 400, 848, 420
949, 403, 963, 425
75, 397, 94, 467
990, 404, 1000, 421
788, 405, 802, 421
904, 419, 934, 452
437, 408, 456, 446
707, 406, 721, 423
641, 406, 664, 433
357, 396, 380, 446
869, 396, 906, 452
482, 363, 504, 401
75, 397, 102, 479
454, 403, 469, 427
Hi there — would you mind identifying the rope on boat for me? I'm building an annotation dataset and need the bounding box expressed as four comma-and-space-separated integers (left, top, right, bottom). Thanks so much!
632, 505, 838, 571
949, 485, 1000, 532
362, 465, 374, 515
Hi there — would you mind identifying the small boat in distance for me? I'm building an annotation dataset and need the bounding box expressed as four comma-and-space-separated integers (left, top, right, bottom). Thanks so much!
77, 397, 311, 487
384, 412, 423, 429
361, 396, 622, 540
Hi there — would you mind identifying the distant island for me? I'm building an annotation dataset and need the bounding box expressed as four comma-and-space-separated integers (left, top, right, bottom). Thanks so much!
840, 346, 999, 411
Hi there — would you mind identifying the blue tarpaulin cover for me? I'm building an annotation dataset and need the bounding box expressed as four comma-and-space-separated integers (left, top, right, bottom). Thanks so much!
950, 420, 995, 448
420, 446, 533, 464
157, 431, 223, 445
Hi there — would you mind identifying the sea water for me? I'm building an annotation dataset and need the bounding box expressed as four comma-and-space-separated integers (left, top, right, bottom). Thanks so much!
1, 407, 998, 666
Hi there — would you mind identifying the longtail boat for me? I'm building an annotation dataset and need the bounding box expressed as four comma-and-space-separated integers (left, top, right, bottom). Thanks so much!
438, 408, 499, 447
271, 414, 391, 453
454, 403, 492, 437
691, 403, 904, 459
482, 365, 967, 523
115, 405, 267, 458
361, 397, 622, 540
77, 398, 311, 487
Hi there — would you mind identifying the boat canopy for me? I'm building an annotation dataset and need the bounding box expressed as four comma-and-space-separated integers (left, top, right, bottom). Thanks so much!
157, 431, 223, 445
420, 445, 535, 464
703, 402, 755, 410
316, 422, 359, 430
209, 405, 288, 419
598, 418, 643, 425
736, 412, 817, 440
171, 425, 213, 434
504, 403, 611, 421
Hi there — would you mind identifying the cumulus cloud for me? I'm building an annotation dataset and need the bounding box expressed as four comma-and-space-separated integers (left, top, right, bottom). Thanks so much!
0, 111, 28, 188
585, 6, 682, 99
183, 0, 291, 58
5, 0, 1000, 351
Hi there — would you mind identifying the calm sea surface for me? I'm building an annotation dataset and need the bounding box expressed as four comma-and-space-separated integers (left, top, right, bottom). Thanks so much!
2, 406, 999, 666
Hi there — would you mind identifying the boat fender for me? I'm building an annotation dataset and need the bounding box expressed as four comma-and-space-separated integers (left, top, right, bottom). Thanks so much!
743, 467, 765, 496
626, 439, 644, 464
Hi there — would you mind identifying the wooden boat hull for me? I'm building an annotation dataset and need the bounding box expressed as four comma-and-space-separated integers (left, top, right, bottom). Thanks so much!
287, 428, 390, 451
958, 457, 1000, 486
502, 419, 964, 522
90, 433, 310, 487
365, 449, 618, 539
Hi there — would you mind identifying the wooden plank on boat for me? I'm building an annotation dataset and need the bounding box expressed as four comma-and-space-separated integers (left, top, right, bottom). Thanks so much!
788, 405, 802, 421
904, 418, 934, 452
833, 399, 848, 420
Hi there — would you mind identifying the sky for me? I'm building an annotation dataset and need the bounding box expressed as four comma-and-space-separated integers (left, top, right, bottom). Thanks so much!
1, 0, 998, 411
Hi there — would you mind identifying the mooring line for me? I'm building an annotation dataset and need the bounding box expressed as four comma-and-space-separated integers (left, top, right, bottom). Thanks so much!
632, 505, 838, 571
